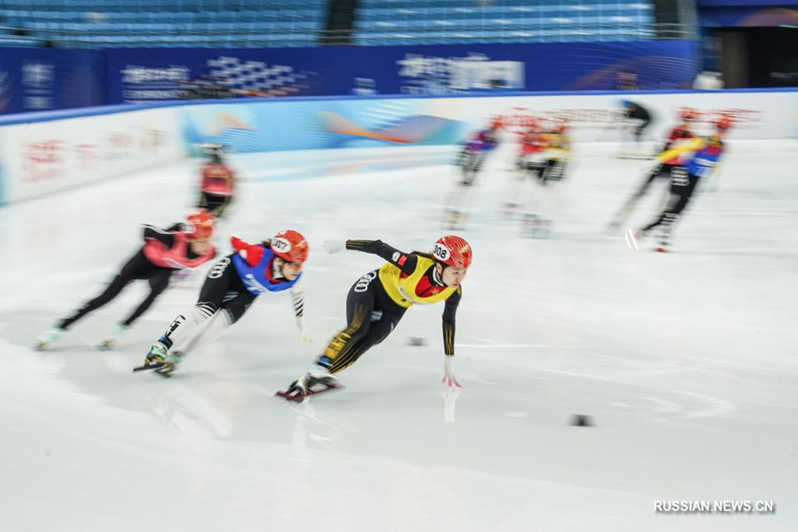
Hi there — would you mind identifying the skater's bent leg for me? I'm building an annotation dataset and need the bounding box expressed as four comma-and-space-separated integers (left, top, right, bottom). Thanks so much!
58, 254, 144, 329
636, 119, 650, 144
641, 213, 667, 233
205, 193, 232, 219
624, 164, 662, 206
611, 178, 653, 228
174, 308, 233, 356
655, 181, 695, 245
446, 181, 473, 227
158, 304, 218, 350
178, 291, 256, 354
157, 256, 235, 349
318, 304, 373, 373
326, 312, 402, 374
58, 275, 130, 329
640, 188, 684, 233
316, 274, 377, 372
364, 312, 402, 346
121, 269, 172, 327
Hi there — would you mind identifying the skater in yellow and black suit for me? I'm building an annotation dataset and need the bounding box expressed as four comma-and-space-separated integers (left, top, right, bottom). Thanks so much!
282, 236, 473, 399
626, 115, 732, 252
537, 119, 571, 183
608, 107, 698, 230
521, 118, 571, 237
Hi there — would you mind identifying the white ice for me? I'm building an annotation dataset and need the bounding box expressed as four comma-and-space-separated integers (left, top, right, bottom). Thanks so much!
1, 141, 797, 531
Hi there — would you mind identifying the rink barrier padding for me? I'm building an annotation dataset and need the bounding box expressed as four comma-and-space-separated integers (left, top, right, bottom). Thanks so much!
0, 106, 185, 205
1, 88, 797, 205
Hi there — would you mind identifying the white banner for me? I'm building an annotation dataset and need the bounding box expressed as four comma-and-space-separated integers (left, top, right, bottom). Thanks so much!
0, 107, 184, 204
0, 90, 795, 205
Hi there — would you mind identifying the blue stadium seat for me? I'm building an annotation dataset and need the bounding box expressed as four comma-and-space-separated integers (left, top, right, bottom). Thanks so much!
0, 37, 39, 46
4, 0, 656, 48
355, 0, 657, 45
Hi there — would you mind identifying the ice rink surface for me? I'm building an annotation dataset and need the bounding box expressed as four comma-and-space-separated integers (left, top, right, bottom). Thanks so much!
1, 140, 796, 531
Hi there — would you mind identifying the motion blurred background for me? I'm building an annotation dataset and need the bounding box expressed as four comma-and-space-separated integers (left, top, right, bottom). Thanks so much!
1, 2, 797, 531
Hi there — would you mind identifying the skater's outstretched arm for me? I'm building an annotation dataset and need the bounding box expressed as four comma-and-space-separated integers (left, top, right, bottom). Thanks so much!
230, 236, 265, 266
289, 279, 305, 319
442, 287, 461, 356
290, 277, 312, 343
442, 287, 462, 388
344, 239, 418, 275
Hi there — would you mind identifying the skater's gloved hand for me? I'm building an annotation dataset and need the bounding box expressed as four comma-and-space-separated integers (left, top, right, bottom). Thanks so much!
296, 318, 313, 344
442, 355, 461, 389
324, 240, 345, 254
443, 386, 461, 423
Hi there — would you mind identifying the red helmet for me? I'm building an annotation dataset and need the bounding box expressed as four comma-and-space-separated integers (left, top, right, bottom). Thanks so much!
490, 115, 504, 130
714, 114, 733, 131
433, 235, 473, 269
271, 230, 309, 264
679, 107, 698, 121
551, 118, 568, 134
185, 211, 215, 240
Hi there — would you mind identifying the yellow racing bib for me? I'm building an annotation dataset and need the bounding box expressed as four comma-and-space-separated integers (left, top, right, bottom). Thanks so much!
378, 255, 456, 308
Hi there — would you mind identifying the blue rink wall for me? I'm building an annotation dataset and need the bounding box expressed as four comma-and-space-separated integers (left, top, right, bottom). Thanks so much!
0, 88, 797, 205
0, 41, 698, 114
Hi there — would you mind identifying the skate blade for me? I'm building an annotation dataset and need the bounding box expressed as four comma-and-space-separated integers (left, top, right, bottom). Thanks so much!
275, 384, 342, 403
132, 362, 172, 378
624, 229, 640, 250
616, 154, 652, 160
133, 363, 162, 373
275, 390, 307, 403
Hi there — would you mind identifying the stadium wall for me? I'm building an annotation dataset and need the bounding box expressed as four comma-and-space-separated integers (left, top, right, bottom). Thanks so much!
0, 89, 796, 205
0, 106, 184, 204
0, 41, 697, 114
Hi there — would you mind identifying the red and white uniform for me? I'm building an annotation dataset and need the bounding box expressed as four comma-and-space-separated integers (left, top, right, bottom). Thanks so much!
200, 162, 234, 196
143, 232, 216, 269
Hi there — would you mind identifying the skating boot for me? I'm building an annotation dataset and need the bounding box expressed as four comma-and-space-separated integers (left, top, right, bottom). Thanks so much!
99, 324, 129, 350
277, 368, 340, 402
135, 342, 182, 377
35, 327, 64, 351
